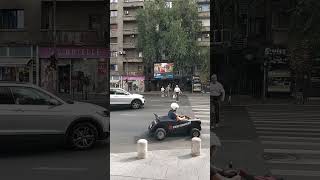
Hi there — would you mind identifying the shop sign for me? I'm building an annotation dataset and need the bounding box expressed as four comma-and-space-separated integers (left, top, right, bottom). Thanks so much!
39, 47, 109, 59
265, 48, 288, 64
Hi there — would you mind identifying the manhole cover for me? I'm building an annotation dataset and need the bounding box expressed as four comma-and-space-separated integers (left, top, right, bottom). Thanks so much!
263, 153, 297, 161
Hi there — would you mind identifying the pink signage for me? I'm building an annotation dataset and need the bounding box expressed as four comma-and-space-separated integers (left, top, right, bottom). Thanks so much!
39, 47, 109, 58
122, 76, 145, 81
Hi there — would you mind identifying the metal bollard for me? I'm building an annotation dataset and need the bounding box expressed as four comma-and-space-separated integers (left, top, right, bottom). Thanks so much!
137, 139, 148, 159
191, 137, 201, 157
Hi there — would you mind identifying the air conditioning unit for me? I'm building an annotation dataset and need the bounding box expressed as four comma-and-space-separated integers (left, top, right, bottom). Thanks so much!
124, 11, 129, 15
205, 34, 210, 38
131, 34, 135, 38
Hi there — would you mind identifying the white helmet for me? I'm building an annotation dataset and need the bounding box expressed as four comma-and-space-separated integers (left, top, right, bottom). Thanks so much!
170, 103, 179, 110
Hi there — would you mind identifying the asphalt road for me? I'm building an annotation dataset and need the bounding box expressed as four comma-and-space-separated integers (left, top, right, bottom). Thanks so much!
0, 139, 109, 180
110, 94, 210, 153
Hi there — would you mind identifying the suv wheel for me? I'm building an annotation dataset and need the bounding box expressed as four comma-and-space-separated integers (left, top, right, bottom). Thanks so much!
155, 128, 166, 141
131, 99, 142, 109
67, 122, 98, 150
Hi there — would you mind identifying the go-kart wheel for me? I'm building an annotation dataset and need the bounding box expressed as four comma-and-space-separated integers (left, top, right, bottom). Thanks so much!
155, 128, 166, 141
191, 128, 201, 138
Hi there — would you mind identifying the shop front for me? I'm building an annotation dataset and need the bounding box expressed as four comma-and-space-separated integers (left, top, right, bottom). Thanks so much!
39, 47, 109, 93
122, 75, 145, 92
110, 75, 122, 88
0, 46, 34, 83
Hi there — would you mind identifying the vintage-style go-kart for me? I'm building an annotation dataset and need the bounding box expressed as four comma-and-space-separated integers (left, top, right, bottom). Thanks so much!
148, 113, 201, 140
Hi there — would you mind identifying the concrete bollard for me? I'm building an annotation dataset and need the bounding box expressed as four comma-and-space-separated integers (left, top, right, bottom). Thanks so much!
191, 137, 201, 157
137, 139, 148, 159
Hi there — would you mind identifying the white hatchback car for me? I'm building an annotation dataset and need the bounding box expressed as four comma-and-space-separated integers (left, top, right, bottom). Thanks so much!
110, 88, 145, 109
0, 82, 109, 150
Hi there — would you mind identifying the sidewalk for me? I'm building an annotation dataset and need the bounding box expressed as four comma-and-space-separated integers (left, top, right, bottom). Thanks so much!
110, 148, 209, 180
140, 91, 210, 96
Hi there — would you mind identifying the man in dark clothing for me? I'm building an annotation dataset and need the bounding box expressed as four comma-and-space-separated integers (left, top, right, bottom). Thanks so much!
168, 103, 187, 121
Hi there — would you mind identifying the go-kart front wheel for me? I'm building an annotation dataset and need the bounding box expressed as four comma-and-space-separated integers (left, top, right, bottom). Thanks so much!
155, 128, 166, 141
191, 128, 201, 138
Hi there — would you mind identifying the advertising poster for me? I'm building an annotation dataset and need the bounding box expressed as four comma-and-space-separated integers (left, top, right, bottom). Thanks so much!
153, 63, 174, 79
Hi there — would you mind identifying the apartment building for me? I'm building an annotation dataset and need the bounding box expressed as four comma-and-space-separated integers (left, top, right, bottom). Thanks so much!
0, 0, 108, 93
110, 0, 210, 91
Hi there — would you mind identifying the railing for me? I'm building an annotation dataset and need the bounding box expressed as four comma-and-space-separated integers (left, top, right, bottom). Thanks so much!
41, 29, 104, 45
123, 15, 136, 21
123, 42, 137, 49
201, 26, 210, 32
123, 28, 138, 35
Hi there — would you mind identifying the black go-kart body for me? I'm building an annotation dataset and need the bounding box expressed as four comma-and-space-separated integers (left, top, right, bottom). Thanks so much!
148, 113, 201, 140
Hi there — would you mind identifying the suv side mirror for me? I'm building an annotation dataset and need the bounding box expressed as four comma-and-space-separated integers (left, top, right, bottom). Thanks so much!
48, 99, 60, 106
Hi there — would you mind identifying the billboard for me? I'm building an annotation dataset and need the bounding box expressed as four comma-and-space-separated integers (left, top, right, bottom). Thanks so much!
154, 63, 174, 79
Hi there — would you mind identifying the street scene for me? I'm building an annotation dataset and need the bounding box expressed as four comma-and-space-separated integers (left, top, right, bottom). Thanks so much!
0, 0, 109, 180
211, 0, 320, 179
110, 93, 210, 180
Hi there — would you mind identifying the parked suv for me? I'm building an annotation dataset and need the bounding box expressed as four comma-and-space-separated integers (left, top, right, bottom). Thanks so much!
110, 88, 145, 109
0, 82, 109, 150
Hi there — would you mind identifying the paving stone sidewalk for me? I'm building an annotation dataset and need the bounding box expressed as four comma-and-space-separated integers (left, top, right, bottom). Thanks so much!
110, 148, 210, 180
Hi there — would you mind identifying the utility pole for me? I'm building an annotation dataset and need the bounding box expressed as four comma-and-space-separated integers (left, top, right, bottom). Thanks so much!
53, 0, 57, 93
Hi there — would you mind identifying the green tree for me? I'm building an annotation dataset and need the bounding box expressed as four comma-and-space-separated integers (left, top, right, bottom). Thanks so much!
137, 0, 202, 88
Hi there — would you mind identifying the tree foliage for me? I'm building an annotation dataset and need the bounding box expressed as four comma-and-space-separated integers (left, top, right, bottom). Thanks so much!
137, 0, 202, 76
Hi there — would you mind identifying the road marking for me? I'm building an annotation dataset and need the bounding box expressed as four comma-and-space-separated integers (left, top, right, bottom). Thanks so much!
257, 131, 320, 136
195, 115, 210, 118
264, 149, 320, 155
119, 113, 137, 116
267, 159, 320, 165
32, 167, 88, 171
270, 169, 320, 177
194, 111, 210, 114
256, 127, 320, 132
261, 141, 320, 146
259, 136, 320, 141
253, 120, 320, 124
254, 123, 320, 127
192, 108, 210, 111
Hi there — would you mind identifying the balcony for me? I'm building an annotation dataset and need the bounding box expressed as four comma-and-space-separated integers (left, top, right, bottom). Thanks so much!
126, 71, 144, 76
123, 15, 136, 21
125, 57, 143, 62
110, 3, 118, 10
40, 29, 104, 45
198, 11, 210, 18
123, 42, 137, 49
201, 26, 210, 32
110, 29, 118, 37
123, 0, 144, 7
123, 28, 138, 35
198, 40, 210, 47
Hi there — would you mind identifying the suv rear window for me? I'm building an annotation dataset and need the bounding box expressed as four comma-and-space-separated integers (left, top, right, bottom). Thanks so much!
0, 87, 15, 104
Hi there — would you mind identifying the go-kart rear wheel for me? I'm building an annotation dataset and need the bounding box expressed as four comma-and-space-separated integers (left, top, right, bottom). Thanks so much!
155, 128, 166, 141
191, 128, 201, 138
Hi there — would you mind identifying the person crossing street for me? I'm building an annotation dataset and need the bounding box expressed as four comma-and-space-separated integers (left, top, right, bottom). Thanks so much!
174, 85, 182, 102
210, 74, 225, 129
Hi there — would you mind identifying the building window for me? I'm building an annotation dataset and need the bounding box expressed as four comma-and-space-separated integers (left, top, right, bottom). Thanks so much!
111, 24, 118, 30
111, 10, 118, 17
89, 15, 101, 30
110, 0, 118, 3
0, 9, 24, 29
111, 51, 118, 57
198, 4, 209, 12
111, 64, 118, 71
124, 10, 129, 15
138, 65, 142, 72
110, 37, 118, 43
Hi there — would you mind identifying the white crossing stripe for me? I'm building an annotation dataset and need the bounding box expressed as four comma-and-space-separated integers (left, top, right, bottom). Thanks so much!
270, 169, 320, 177
194, 111, 210, 114
264, 149, 320, 155
192, 108, 210, 111
195, 115, 210, 118
261, 141, 320, 146
256, 127, 320, 131
267, 159, 320, 165
259, 136, 320, 141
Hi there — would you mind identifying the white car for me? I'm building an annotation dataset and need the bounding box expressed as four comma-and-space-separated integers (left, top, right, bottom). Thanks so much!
110, 88, 145, 109
0, 82, 109, 150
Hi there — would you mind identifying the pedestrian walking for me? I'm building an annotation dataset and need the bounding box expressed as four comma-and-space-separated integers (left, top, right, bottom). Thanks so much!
174, 85, 182, 102
210, 74, 225, 129
166, 84, 171, 97
161, 86, 165, 97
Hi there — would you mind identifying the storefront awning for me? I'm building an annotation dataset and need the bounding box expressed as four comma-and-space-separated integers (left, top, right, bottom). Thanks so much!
0, 58, 32, 67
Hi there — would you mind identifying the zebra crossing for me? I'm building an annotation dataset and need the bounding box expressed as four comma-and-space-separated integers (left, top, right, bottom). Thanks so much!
187, 96, 212, 139
248, 105, 320, 180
